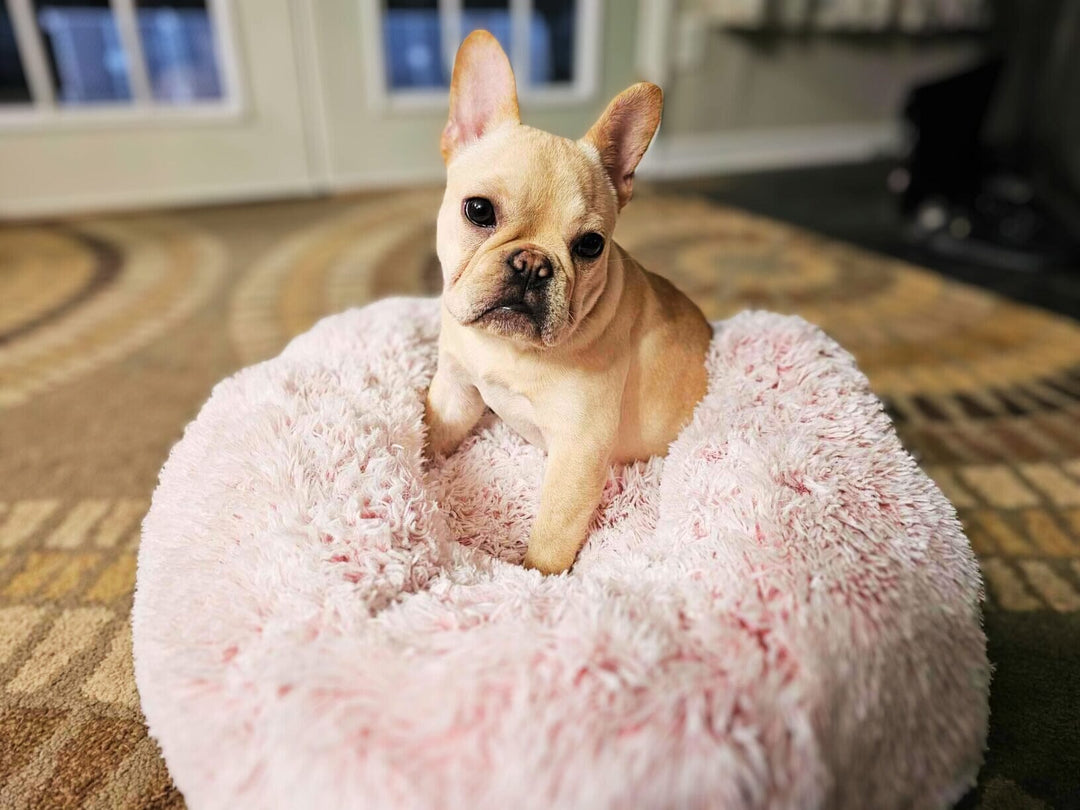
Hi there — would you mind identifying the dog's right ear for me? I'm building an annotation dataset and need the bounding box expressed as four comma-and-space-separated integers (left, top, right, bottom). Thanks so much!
583, 83, 663, 210
441, 30, 520, 164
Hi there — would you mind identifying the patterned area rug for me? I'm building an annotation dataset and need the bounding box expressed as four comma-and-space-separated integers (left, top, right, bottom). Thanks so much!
1, 189, 1078, 809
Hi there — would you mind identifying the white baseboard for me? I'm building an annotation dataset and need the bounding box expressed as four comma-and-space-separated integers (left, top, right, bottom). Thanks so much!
0, 166, 447, 220
638, 121, 904, 179
0, 176, 318, 220
326, 123, 904, 191
1, 122, 903, 218
325, 163, 445, 194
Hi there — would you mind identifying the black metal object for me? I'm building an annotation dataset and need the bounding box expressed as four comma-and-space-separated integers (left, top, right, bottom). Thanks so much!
891, 1, 1080, 273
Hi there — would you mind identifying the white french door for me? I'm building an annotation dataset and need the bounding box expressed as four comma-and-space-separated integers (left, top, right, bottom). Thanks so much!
305, 0, 640, 190
0, 0, 641, 217
0, 0, 316, 216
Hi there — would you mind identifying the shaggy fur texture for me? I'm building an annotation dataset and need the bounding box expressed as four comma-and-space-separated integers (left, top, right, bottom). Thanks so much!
133, 298, 989, 810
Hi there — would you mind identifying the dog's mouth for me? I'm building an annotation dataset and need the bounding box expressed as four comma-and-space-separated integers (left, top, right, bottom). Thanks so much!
466, 294, 543, 338
468, 291, 537, 322
480, 301, 532, 317
475, 303, 536, 330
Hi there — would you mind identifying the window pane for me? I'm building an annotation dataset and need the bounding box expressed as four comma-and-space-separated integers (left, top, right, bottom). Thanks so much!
530, 0, 574, 86
34, 0, 132, 104
136, 0, 223, 103
380, 0, 573, 93
462, 0, 510, 62
383, 0, 446, 90
1, 7, 32, 105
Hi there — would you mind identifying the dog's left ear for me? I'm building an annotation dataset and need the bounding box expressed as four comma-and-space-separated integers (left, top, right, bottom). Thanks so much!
583, 83, 663, 210
442, 30, 520, 163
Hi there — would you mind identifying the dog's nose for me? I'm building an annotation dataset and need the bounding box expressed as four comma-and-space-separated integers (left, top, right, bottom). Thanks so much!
508, 248, 553, 290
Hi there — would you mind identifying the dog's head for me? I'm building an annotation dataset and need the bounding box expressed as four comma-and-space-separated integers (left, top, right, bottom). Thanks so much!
436, 31, 662, 348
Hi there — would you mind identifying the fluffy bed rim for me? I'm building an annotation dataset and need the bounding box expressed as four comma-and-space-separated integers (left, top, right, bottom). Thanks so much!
133, 297, 989, 810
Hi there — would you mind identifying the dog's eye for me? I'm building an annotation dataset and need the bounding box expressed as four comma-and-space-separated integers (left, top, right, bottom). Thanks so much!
574, 232, 605, 259
463, 197, 496, 228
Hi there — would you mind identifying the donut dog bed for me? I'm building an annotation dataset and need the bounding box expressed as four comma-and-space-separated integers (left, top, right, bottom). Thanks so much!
133, 298, 989, 810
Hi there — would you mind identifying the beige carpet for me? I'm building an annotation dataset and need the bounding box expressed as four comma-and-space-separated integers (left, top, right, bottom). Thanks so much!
1, 188, 1078, 808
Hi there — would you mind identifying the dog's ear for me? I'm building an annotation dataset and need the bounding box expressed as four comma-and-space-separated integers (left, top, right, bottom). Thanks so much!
583, 83, 663, 210
441, 30, 520, 163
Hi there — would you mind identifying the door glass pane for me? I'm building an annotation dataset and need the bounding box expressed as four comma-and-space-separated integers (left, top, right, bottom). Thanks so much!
530, 0, 574, 86
1, 6, 33, 104
381, 0, 573, 93
136, 0, 223, 103
383, 0, 446, 90
34, 0, 132, 103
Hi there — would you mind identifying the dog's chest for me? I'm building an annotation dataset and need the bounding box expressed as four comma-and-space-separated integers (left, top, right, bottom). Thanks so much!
475, 375, 546, 450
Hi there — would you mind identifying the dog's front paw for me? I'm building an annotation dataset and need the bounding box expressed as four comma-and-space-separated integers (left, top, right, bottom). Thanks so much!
422, 407, 457, 461
522, 543, 576, 575
421, 433, 443, 463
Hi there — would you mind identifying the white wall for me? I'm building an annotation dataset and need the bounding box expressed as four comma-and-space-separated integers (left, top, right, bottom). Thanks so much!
666, 29, 983, 134
640, 8, 985, 177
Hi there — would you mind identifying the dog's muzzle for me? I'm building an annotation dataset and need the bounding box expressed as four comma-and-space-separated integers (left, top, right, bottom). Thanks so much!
475, 247, 554, 321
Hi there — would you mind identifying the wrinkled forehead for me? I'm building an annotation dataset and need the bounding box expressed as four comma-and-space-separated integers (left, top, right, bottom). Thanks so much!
447, 125, 617, 229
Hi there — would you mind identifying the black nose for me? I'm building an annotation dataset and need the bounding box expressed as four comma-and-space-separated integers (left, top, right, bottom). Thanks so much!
507, 248, 553, 290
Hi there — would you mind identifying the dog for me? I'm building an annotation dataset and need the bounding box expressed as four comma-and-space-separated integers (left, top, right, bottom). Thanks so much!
425, 30, 712, 574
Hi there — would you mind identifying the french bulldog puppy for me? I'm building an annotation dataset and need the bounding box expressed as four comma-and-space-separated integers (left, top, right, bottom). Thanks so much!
425, 30, 712, 574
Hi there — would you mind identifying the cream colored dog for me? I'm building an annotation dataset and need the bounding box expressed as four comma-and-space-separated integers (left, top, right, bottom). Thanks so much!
425, 31, 711, 574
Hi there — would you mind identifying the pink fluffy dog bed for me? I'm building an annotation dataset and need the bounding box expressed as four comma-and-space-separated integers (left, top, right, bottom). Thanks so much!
134, 298, 989, 810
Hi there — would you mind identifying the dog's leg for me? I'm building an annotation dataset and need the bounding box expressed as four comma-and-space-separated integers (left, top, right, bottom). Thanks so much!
424, 356, 485, 458
523, 434, 613, 574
